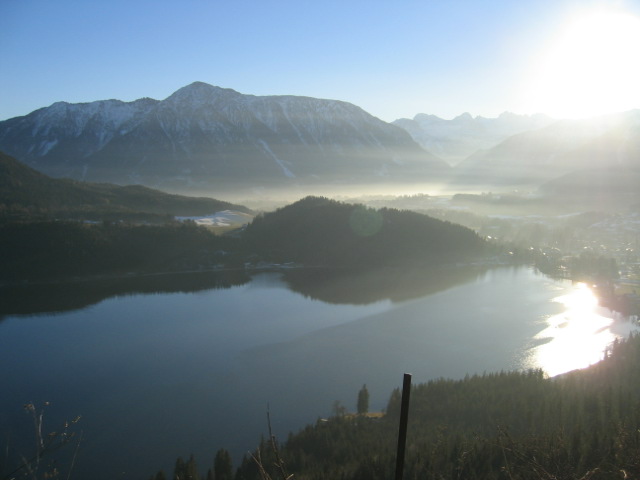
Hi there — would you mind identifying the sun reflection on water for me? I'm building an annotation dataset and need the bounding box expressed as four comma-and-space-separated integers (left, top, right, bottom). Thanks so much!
529, 283, 626, 377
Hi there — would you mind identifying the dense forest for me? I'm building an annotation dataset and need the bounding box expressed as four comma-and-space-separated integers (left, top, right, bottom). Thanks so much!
0, 151, 250, 222
243, 196, 487, 267
0, 220, 241, 282
149, 332, 640, 480
0, 150, 490, 282
0, 189, 489, 283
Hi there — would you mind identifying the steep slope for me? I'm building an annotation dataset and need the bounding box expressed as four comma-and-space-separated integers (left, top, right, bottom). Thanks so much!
393, 111, 554, 165
0, 97, 158, 171
538, 120, 640, 200
238, 335, 640, 480
453, 110, 640, 186
0, 82, 448, 191
557, 119, 640, 168
0, 150, 251, 217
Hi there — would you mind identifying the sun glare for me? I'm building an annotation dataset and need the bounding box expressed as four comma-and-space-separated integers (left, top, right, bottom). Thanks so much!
522, 9, 640, 118
528, 283, 626, 377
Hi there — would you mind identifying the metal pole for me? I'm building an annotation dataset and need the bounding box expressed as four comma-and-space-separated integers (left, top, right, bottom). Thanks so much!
395, 373, 412, 480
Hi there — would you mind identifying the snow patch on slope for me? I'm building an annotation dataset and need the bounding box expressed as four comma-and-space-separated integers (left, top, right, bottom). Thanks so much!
257, 139, 296, 178
176, 210, 254, 227
39, 139, 58, 155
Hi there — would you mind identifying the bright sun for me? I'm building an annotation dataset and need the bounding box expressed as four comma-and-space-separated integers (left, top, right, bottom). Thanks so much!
522, 9, 640, 118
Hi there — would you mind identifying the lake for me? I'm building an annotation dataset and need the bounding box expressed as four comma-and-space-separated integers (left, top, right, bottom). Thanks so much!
0, 266, 636, 479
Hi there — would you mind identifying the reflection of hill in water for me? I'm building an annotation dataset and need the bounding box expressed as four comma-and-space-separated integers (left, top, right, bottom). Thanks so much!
1, 266, 494, 318
282, 266, 489, 305
0, 270, 250, 317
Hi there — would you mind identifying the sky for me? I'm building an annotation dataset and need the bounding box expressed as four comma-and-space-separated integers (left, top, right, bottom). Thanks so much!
1, 0, 640, 123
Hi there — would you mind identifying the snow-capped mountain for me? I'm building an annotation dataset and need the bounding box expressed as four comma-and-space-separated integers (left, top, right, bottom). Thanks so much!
0, 82, 447, 190
393, 112, 554, 165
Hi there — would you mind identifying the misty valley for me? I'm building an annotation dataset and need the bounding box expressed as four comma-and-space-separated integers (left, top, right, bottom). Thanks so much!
1, 82, 640, 480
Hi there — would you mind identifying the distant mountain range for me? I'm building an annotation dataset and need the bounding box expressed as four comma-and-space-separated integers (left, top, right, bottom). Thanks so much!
395, 109, 640, 194
393, 112, 554, 165
452, 110, 640, 189
0, 82, 447, 192
1, 82, 638, 197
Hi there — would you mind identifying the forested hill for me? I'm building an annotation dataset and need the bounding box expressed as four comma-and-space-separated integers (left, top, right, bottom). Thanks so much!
273, 334, 640, 480
153, 333, 640, 480
0, 150, 251, 220
0, 193, 486, 283
243, 196, 486, 267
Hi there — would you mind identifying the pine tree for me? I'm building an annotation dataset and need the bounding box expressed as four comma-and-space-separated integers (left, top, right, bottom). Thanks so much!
214, 448, 234, 480
174, 457, 186, 480
185, 454, 200, 480
357, 384, 370, 414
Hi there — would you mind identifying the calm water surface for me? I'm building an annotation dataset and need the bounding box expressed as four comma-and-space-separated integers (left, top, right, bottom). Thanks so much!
0, 266, 635, 479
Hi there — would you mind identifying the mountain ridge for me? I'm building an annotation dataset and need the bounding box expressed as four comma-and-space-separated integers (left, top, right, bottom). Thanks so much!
452, 109, 640, 187
0, 150, 252, 218
393, 111, 555, 165
0, 82, 448, 192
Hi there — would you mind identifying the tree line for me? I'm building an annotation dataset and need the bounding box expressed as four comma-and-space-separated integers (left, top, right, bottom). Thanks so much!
0, 220, 241, 283
151, 332, 640, 479
242, 196, 487, 268
0, 196, 489, 283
